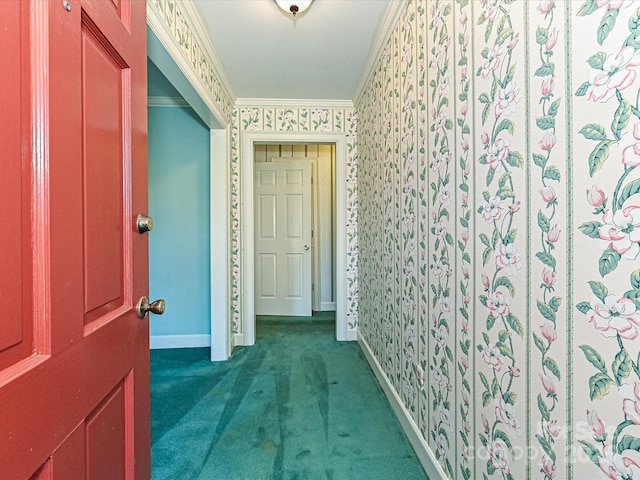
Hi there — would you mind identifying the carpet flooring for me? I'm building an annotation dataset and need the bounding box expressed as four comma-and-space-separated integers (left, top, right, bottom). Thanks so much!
151, 314, 428, 479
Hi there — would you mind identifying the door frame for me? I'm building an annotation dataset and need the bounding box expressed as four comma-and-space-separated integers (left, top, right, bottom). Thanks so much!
241, 132, 349, 343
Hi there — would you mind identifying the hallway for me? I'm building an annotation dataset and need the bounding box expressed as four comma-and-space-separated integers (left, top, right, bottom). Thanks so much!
150, 314, 426, 479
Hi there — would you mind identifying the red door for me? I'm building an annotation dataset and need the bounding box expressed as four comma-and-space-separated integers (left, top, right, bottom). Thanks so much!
0, 1, 151, 478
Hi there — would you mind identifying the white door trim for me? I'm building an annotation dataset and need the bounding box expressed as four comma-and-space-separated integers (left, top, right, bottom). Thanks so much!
241, 132, 348, 345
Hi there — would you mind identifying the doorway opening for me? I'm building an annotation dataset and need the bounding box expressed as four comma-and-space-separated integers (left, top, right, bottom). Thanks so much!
253, 143, 337, 318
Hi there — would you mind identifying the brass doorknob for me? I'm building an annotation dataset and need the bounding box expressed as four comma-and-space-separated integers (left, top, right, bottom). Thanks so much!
137, 214, 154, 234
136, 296, 165, 319
304, 244, 310, 250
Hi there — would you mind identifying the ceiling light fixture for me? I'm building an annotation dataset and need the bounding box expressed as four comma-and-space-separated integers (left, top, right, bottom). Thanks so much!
275, 0, 313, 17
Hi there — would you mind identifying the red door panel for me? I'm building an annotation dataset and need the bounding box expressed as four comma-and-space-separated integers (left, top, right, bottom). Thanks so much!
0, 0, 149, 478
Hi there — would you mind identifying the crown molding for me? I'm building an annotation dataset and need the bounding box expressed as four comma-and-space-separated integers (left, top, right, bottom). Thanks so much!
147, 96, 190, 107
179, 0, 236, 104
235, 98, 354, 110
352, 0, 406, 107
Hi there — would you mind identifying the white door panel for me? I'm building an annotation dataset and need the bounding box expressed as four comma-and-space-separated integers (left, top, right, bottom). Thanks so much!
255, 161, 312, 316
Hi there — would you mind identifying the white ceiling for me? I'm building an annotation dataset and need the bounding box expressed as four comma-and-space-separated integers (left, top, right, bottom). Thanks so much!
191, 0, 392, 101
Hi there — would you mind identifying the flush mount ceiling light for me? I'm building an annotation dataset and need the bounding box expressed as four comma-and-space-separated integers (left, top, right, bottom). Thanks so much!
275, 0, 313, 17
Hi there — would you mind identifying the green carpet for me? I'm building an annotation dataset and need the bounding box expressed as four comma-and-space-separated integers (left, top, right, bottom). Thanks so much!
151, 314, 428, 479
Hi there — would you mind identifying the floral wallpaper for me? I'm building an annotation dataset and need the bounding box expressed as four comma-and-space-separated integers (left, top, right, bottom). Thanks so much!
230, 106, 358, 335
356, 0, 640, 479
147, 0, 233, 123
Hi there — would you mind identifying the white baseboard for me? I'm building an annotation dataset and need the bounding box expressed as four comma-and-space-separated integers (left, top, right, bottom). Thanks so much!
149, 334, 211, 350
233, 333, 245, 348
357, 331, 447, 480
319, 302, 337, 311
345, 328, 357, 341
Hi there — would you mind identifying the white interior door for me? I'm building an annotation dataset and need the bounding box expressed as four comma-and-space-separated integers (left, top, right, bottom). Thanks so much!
255, 161, 312, 316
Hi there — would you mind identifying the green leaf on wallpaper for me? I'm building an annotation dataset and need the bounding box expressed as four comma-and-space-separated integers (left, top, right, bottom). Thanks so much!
485, 22, 494, 43
544, 357, 561, 380
588, 280, 609, 301
579, 123, 608, 140
506, 313, 524, 337
577, 0, 598, 16
480, 233, 491, 247
537, 393, 551, 421
535, 63, 555, 77
578, 221, 603, 238
486, 168, 495, 187
629, 7, 640, 31
576, 301, 591, 314
496, 119, 515, 136
462, 125, 471, 135
483, 247, 492, 266
617, 178, 640, 210
507, 151, 524, 168
575, 81, 591, 97
536, 115, 556, 130
548, 98, 561, 118
478, 92, 489, 104
549, 296, 562, 311
538, 211, 551, 232
487, 314, 496, 331
624, 30, 640, 50
612, 99, 631, 140
495, 276, 516, 297
599, 248, 621, 276
479, 371, 490, 390
536, 26, 548, 45
587, 51, 608, 70
504, 64, 516, 87
463, 252, 471, 264
536, 251, 557, 268
482, 103, 490, 126
492, 229, 500, 249
494, 429, 514, 451
504, 228, 517, 245
580, 344, 608, 374
598, 9, 619, 45
486, 459, 496, 475
538, 300, 556, 322
612, 348, 633, 383
617, 435, 640, 454
482, 391, 492, 407
589, 372, 614, 400
498, 342, 514, 361
579, 440, 601, 466
631, 269, 640, 289
533, 153, 547, 168
496, 28, 514, 47
533, 333, 547, 354
498, 171, 511, 188
543, 166, 561, 181
589, 140, 612, 177
498, 187, 516, 200
536, 434, 556, 462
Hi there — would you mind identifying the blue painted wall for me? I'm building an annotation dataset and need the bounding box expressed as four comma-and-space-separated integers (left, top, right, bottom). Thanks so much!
148, 104, 210, 338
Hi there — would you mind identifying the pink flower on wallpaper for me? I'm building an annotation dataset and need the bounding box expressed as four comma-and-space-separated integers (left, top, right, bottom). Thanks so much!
541, 76, 556, 96
435, 325, 448, 349
495, 243, 522, 276
482, 413, 490, 432
486, 138, 511, 170
545, 27, 559, 51
542, 267, 557, 287
508, 32, 520, 51
587, 46, 640, 103
619, 381, 640, 425
495, 397, 522, 437
587, 294, 640, 339
482, 195, 505, 222
487, 290, 511, 321
481, 0, 505, 23
594, 0, 635, 11
439, 184, 452, 207
487, 438, 511, 475
494, 81, 521, 117
618, 123, 640, 167
587, 185, 606, 208
436, 432, 448, 457
434, 220, 448, 242
540, 185, 557, 204
587, 409, 606, 436
537, 0, 555, 15
481, 343, 505, 372
598, 206, 640, 259
540, 373, 557, 395
480, 44, 504, 80
541, 454, 556, 478
546, 419, 561, 439
540, 322, 557, 342
539, 131, 557, 151
598, 446, 640, 480
547, 224, 561, 243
